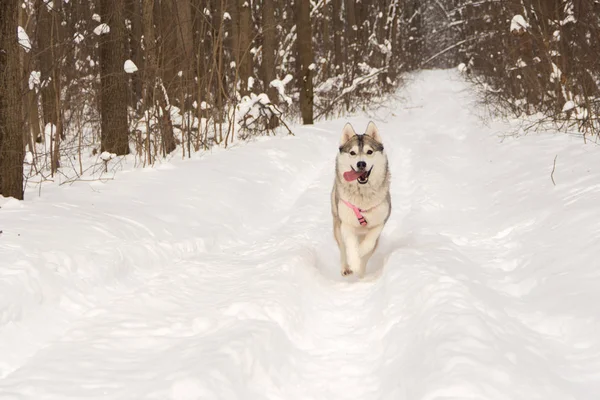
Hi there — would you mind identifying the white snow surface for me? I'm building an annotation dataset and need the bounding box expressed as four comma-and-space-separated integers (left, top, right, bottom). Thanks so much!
510, 14, 529, 33
124, 59, 139, 73
2, 70, 600, 399
28, 71, 40, 90
270, 74, 294, 105
93, 23, 110, 36
17, 26, 31, 52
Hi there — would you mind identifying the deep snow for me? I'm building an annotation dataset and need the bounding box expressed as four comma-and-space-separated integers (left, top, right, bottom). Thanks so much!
1, 70, 600, 400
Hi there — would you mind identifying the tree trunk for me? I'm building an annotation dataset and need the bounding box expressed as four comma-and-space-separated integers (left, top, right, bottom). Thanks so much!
0, 0, 25, 199
237, 0, 252, 96
126, 0, 144, 110
36, 0, 58, 130
332, 0, 343, 75
387, 0, 400, 82
142, 0, 176, 155
174, 0, 194, 86
158, 0, 179, 105
193, 0, 207, 150
344, 0, 357, 80
261, 0, 278, 127
99, 0, 130, 154
36, 0, 62, 171
296, 0, 314, 124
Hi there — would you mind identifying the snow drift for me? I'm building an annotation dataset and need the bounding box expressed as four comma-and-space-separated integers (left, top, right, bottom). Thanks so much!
1, 70, 600, 399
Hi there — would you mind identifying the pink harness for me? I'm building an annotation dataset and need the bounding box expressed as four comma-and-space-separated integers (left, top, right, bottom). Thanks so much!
341, 199, 368, 226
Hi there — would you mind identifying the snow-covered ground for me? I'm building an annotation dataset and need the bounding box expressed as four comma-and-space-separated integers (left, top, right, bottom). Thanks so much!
2, 69, 600, 399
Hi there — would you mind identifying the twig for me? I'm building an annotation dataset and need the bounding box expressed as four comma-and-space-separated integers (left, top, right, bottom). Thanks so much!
314, 67, 389, 120
551, 155, 557, 186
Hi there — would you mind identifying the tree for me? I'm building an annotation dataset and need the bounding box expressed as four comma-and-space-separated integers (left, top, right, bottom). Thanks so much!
35, 1, 60, 134
296, 0, 313, 124
261, 0, 278, 127
331, 0, 343, 75
36, 0, 62, 172
98, 0, 130, 155
142, 0, 176, 156
237, 0, 252, 97
0, 0, 25, 199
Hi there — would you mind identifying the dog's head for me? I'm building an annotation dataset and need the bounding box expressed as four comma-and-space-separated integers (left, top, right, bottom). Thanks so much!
337, 121, 386, 186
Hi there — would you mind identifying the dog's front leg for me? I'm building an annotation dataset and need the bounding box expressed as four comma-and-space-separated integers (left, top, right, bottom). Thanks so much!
333, 219, 350, 275
357, 224, 384, 276
359, 224, 384, 259
340, 223, 361, 276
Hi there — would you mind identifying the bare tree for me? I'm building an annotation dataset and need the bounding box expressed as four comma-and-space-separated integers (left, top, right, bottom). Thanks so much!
332, 0, 343, 75
98, 0, 130, 155
36, 0, 63, 172
296, 0, 314, 124
126, 0, 144, 109
0, 0, 25, 199
237, 0, 252, 96
261, 0, 278, 127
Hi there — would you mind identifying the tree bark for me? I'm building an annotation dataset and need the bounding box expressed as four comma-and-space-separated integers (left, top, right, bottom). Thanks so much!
344, 0, 357, 80
332, 0, 343, 75
99, 0, 130, 154
126, 0, 144, 110
142, 0, 176, 155
0, 0, 25, 199
296, 0, 314, 124
174, 0, 194, 82
237, 0, 252, 96
261, 0, 278, 127
36, 0, 62, 169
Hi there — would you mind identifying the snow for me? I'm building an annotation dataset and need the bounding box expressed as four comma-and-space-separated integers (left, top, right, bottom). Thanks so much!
100, 151, 116, 161
550, 62, 562, 82
93, 23, 110, 36
23, 151, 33, 164
234, 92, 275, 127
2, 70, 600, 399
553, 30, 561, 41
562, 100, 576, 112
510, 14, 529, 33
270, 74, 294, 105
73, 32, 84, 44
28, 71, 41, 90
17, 26, 31, 52
223, 12, 231, 20
92, 13, 101, 22
44, 122, 56, 138
124, 59, 138, 73
561, 14, 577, 25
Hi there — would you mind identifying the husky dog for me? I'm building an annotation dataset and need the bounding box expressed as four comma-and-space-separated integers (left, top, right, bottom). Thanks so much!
331, 121, 391, 278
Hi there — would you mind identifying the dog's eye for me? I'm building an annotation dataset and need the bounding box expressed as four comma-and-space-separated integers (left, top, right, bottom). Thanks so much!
350, 151, 356, 156
367, 150, 373, 155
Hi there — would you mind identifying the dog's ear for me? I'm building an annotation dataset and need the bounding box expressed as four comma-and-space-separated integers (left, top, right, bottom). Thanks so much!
365, 121, 382, 143
340, 123, 356, 146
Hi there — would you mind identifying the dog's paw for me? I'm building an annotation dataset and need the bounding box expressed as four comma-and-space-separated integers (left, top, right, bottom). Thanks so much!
341, 268, 353, 276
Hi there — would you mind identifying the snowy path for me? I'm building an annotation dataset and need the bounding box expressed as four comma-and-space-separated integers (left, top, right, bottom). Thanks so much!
2, 70, 600, 399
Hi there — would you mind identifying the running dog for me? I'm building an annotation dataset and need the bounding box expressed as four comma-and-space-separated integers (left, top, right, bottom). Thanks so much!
331, 121, 391, 278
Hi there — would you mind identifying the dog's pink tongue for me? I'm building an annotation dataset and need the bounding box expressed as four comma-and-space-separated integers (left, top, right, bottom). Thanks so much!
343, 169, 363, 182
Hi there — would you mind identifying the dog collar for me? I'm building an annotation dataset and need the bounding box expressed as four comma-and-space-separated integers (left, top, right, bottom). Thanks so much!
341, 199, 368, 226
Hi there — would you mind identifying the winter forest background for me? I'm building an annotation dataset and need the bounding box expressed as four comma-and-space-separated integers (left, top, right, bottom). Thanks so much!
1, 0, 599, 200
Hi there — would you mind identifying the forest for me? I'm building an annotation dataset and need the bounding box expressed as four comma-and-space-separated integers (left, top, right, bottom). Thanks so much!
1, 0, 599, 200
